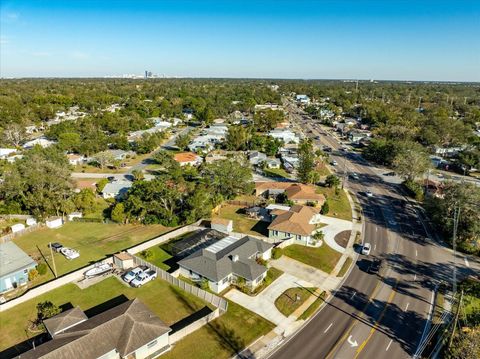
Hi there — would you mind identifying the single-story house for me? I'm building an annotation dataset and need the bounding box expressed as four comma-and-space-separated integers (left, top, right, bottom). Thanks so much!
268, 205, 321, 244
46, 217, 63, 229
269, 129, 299, 144
347, 130, 370, 143
10, 223, 25, 233
296, 94, 310, 104
255, 182, 326, 206
173, 152, 203, 166
178, 235, 273, 293
211, 218, 233, 233
249, 151, 267, 166
0, 242, 36, 293
19, 299, 172, 359
26, 217, 37, 226
66, 154, 85, 166
102, 180, 133, 199
22, 137, 56, 149
266, 158, 281, 169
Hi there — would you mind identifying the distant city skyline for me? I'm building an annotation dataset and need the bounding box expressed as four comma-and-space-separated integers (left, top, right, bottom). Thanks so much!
1, 0, 479, 81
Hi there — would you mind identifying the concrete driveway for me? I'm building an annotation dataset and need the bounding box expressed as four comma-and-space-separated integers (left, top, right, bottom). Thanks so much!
271, 256, 342, 292
315, 214, 352, 253
224, 272, 312, 326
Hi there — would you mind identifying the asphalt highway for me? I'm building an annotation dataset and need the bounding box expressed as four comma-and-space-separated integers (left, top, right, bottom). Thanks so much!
268, 104, 479, 359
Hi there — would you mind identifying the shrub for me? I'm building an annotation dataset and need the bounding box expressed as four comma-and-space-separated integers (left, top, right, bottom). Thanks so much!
272, 247, 283, 259
320, 201, 330, 215
404, 180, 424, 201
140, 249, 153, 260
306, 201, 317, 207
37, 263, 48, 275
36, 301, 61, 322
28, 269, 38, 281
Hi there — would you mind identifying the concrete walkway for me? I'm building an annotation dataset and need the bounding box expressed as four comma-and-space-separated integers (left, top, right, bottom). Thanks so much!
316, 214, 353, 254
224, 272, 313, 326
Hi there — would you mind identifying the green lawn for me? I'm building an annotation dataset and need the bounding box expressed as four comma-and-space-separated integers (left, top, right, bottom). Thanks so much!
162, 301, 275, 359
213, 204, 268, 237
316, 186, 352, 220
139, 246, 173, 271
264, 167, 291, 179
0, 276, 206, 354
275, 287, 317, 317
283, 244, 342, 273
14, 222, 170, 286
298, 291, 327, 320
336, 256, 353, 277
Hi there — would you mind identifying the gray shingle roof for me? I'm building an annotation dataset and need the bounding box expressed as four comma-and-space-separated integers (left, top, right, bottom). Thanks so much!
44, 307, 88, 337
18, 299, 171, 359
178, 236, 273, 282
0, 242, 36, 278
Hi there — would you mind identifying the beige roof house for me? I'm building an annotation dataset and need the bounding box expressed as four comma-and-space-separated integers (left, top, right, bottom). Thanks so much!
268, 205, 319, 236
255, 182, 325, 205
19, 299, 171, 359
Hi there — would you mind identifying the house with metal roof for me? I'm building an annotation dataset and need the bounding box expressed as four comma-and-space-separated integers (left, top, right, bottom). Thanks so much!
0, 242, 36, 293
18, 299, 172, 359
178, 235, 273, 293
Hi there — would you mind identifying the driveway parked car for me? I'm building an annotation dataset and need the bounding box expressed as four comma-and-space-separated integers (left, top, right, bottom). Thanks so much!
361, 243, 371, 255
365, 191, 373, 197
331, 160, 338, 166
123, 267, 145, 283
131, 269, 158, 287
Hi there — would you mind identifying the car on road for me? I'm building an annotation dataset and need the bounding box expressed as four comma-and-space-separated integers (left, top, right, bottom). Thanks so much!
361, 243, 371, 255
48, 242, 63, 253
331, 160, 338, 166
365, 190, 373, 197
350, 172, 359, 180
315, 135, 321, 140
130, 269, 158, 287
368, 259, 383, 275
323, 146, 332, 152
123, 267, 145, 283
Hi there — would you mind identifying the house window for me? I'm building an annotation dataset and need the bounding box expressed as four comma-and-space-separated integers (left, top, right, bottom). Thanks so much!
23, 269, 28, 274
296, 235, 301, 240
147, 339, 158, 349
273, 230, 278, 236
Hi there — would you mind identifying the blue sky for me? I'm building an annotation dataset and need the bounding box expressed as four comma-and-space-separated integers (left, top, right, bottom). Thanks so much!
1, 0, 479, 80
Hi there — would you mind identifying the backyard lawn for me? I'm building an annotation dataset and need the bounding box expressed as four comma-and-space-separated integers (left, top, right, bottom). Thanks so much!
283, 244, 342, 273
162, 301, 275, 359
14, 222, 170, 285
264, 167, 291, 179
316, 186, 352, 220
212, 204, 268, 237
0, 276, 206, 355
275, 287, 317, 317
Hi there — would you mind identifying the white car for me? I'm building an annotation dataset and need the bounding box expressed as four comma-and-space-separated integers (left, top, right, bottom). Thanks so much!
365, 191, 373, 197
123, 267, 144, 283
362, 243, 371, 255
350, 172, 359, 180
130, 269, 157, 287
331, 160, 338, 166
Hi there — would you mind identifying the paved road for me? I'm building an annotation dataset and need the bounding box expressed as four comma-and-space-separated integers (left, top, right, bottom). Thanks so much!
269, 103, 479, 359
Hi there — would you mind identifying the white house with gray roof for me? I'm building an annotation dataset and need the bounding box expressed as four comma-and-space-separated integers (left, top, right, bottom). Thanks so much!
178, 236, 273, 293
102, 180, 133, 199
0, 242, 36, 293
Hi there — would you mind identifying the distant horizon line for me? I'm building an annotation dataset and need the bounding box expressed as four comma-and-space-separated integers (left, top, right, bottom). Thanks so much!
0, 76, 479, 84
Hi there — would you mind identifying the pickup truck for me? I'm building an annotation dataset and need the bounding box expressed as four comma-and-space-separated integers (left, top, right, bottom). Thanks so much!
130, 269, 158, 287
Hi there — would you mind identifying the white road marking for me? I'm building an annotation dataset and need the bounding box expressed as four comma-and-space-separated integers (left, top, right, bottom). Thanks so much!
376, 226, 378, 232
351, 291, 356, 299
347, 335, 359, 348
415, 250, 418, 257
414, 274, 417, 281
386, 339, 393, 351
405, 303, 410, 311
464, 258, 470, 267
374, 244, 377, 250
324, 323, 333, 333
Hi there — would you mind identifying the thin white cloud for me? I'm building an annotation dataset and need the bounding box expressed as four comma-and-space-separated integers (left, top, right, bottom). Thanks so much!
0, 36, 8, 45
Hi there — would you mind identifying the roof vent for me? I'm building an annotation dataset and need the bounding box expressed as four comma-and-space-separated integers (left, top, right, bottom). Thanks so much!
231, 254, 239, 262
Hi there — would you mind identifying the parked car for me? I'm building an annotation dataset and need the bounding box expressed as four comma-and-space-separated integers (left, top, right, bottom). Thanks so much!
315, 135, 321, 140
361, 243, 371, 255
323, 146, 332, 152
350, 172, 359, 180
48, 242, 63, 253
123, 267, 144, 283
365, 191, 373, 197
131, 269, 158, 287
368, 259, 383, 275
331, 160, 338, 166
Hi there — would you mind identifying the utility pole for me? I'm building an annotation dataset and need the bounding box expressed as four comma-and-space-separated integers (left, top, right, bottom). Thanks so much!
355, 80, 359, 92
449, 289, 464, 348
418, 96, 422, 110
49, 242, 58, 278
452, 205, 460, 295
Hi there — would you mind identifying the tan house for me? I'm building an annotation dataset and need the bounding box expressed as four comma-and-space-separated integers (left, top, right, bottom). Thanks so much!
255, 182, 325, 206
19, 299, 172, 359
173, 152, 203, 166
268, 205, 321, 244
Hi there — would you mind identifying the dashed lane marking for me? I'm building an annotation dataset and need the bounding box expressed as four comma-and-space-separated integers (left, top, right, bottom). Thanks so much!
386, 339, 393, 351
405, 303, 410, 312
464, 258, 470, 267
324, 323, 333, 333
